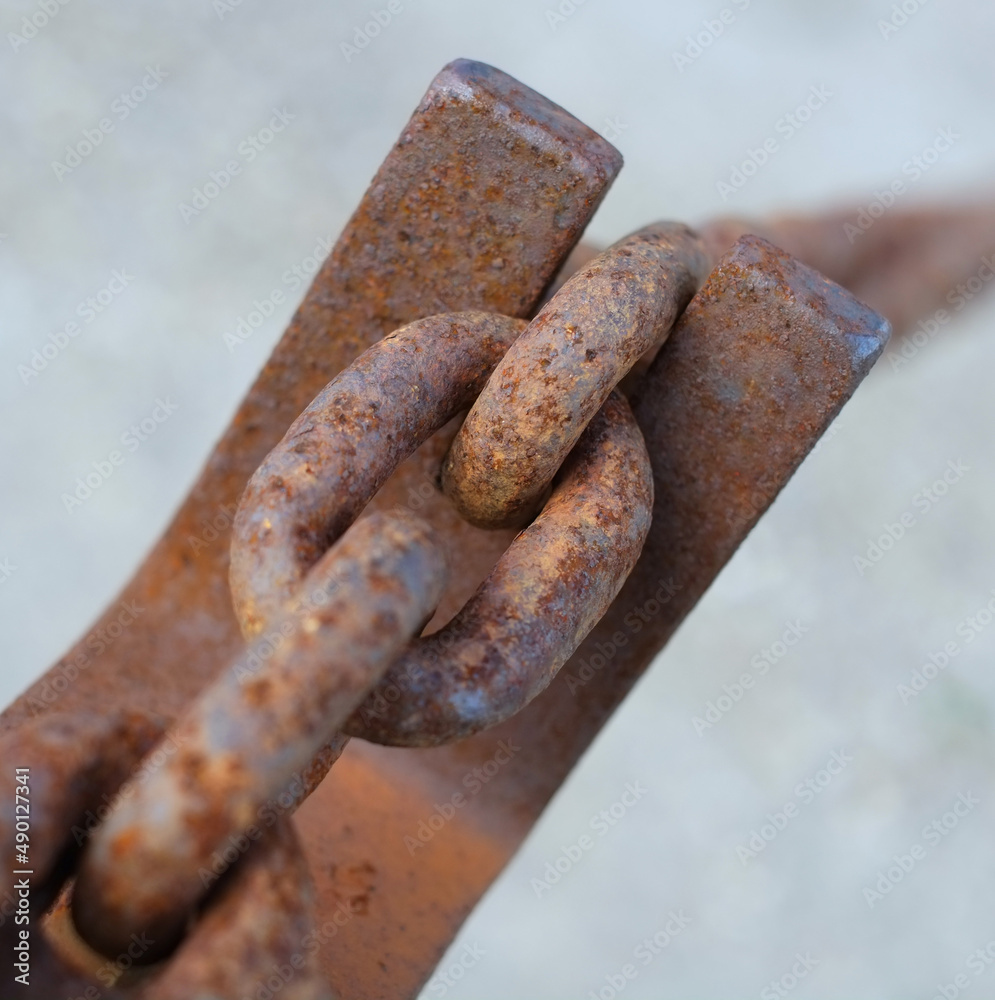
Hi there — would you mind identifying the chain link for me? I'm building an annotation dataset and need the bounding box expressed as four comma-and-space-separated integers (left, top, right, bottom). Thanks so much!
0, 58, 896, 998
442, 222, 711, 528
74, 218, 666, 948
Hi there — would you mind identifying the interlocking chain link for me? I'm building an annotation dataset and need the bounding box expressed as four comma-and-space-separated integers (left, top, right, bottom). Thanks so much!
0, 57, 896, 1000
73, 228, 701, 954
74, 513, 446, 960
443, 222, 711, 528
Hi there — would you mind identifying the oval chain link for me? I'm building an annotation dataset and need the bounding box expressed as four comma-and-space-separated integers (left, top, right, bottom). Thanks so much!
72, 236, 691, 953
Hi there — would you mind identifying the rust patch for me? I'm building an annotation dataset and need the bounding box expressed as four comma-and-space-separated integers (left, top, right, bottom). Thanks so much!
442, 222, 710, 528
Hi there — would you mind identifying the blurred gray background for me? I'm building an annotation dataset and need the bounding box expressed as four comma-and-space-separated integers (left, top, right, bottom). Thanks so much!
3, 0, 995, 996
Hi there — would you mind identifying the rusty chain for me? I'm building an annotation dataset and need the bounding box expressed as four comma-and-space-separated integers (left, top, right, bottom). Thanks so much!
442, 222, 710, 529
0, 58, 902, 999
72, 220, 696, 954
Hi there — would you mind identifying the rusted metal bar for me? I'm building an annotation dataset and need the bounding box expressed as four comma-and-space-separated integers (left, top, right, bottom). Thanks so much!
140, 820, 333, 1000
289, 234, 888, 999
0, 57, 621, 732
701, 205, 995, 339
0, 710, 163, 930
74, 512, 446, 961
70, 300, 652, 964
0, 57, 917, 1000
442, 222, 710, 528
10, 821, 328, 1000
0, 60, 622, 996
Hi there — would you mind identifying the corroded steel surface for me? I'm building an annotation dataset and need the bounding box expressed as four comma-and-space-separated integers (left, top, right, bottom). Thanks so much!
0, 63, 905, 1000
349, 391, 652, 746
0, 56, 622, 731
0, 711, 163, 913
289, 234, 889, 999
442, 222, 710, 528
620, 233, 890, 654
232, 307, 652, 750
6, 823, 327, 1000
701, 205, 995, 339
230, 312, 526, 637
139, 821, 333, 1000
466, 233, 891, 813
0, 59, 622, 999
75, 513, 446, 961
